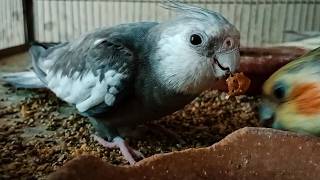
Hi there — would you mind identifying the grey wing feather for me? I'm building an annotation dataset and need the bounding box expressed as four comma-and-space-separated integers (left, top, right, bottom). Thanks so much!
33, 33, 138, 114
31, 22, 157, 114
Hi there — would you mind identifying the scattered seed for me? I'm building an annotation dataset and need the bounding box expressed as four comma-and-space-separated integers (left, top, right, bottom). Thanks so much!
0, 89, 260, 179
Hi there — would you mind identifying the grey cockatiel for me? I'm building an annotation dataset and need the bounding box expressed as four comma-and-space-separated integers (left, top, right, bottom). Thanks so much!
2, 1, 240, 164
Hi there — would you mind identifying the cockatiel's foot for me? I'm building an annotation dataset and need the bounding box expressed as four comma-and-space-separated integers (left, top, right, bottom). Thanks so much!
93, 135, 144, 165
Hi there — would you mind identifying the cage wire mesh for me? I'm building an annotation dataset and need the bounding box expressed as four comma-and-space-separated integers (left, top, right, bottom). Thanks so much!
0, 0, 320, 50
0, 0, 25, 50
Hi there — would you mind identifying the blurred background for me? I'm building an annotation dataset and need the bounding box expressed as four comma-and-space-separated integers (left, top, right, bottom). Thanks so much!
0, 0, 320, 56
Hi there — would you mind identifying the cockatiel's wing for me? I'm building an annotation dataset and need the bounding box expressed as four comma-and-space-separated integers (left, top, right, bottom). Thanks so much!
260, 47, 320, 135
31, 27, 143, 114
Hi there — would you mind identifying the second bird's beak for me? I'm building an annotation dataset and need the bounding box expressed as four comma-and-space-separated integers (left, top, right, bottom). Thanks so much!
259, 102, 275, 127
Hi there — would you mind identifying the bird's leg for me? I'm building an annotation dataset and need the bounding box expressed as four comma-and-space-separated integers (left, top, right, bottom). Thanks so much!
88, 118, 144, 165
93, 135, 144, 165
145, 124, 186, 144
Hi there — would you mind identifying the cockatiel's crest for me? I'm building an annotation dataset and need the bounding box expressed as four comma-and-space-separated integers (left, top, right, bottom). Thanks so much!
162, 0, 229, 23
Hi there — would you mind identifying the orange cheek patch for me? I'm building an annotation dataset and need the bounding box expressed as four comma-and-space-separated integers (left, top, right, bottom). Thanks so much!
290, 83, 320, 115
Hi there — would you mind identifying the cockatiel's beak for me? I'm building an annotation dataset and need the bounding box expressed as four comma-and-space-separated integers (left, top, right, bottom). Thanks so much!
212, 49, 240, 78
211, 37, 240, 78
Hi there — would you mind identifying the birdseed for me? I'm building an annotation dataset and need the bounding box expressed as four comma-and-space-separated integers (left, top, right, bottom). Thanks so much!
0, 88, 261, 179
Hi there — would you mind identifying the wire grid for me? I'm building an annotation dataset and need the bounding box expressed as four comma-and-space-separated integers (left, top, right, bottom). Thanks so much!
0, 0, 25, 50
0, 0, 320, 50
32, 0, 320, 46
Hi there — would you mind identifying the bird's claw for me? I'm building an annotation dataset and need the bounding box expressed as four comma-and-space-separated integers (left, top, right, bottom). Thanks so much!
128, 146, 145, 159
92, 135, 143, 165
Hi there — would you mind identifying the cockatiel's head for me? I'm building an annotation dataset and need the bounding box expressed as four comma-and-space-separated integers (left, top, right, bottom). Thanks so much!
150, 1, 240, 94
260, 47, 320, 135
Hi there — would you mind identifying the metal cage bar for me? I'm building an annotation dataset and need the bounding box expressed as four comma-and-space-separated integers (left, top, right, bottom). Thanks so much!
31, 0, 320, 46
0, 0, 33, 57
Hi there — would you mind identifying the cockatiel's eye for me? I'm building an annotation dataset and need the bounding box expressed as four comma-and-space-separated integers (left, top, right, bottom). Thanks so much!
273, 82, 286, 100
190, 34, 203, 45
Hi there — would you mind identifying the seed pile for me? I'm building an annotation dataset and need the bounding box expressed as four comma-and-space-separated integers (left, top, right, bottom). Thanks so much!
0, 89, 261, 179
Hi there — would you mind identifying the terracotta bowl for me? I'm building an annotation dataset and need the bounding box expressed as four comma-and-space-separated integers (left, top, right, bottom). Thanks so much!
49, 128, 320, 180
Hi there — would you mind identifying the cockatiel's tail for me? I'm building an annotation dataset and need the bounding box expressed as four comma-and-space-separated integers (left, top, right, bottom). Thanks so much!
260, 47, 320, 135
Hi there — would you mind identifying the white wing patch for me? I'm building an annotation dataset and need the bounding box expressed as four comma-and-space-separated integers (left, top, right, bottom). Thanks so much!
46, 70, 126, 112
93, 38, 107, 46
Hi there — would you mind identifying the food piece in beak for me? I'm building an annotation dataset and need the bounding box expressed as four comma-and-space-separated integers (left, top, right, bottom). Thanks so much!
226, 72, 251, 96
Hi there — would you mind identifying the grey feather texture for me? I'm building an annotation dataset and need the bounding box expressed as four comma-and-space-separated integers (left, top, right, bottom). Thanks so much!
1, 1, 241, 164
1, 71, 45, 88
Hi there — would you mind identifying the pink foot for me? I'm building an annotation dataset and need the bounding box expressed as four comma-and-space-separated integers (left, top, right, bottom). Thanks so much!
93, 135, 144, 165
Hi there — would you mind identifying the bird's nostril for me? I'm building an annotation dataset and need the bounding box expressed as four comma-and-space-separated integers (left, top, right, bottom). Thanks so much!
223, 37, 234, 49
226, 40, 231, 46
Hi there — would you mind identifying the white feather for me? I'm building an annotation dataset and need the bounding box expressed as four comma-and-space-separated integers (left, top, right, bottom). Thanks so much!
104, 94, 116, 106
109, 87, 119, 94
155, 24, 214, 94
46, 70, 125, 112
93, 38, 107, 46
1, 71, 45, 88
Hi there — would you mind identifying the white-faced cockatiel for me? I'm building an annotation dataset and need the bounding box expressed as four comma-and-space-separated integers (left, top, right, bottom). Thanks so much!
2, 1, 240, 164
260, 47, 320, 136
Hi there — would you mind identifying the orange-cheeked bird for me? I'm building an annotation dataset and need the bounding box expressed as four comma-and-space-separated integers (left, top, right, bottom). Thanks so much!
260, 47, 320, 135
